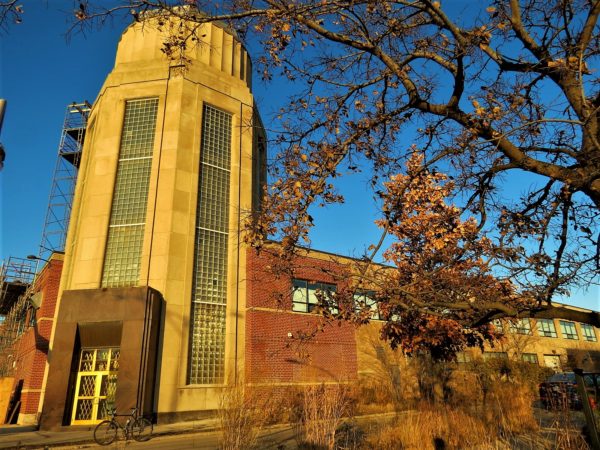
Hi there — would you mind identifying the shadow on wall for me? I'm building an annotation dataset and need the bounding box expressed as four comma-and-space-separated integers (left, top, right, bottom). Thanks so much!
567, 350, 600, 371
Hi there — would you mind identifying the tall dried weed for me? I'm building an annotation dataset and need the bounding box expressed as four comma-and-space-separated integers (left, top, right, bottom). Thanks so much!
218, 383, 272, 450
296, 383, 352, 450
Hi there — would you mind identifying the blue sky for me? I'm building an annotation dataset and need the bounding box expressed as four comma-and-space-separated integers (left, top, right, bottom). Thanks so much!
0, 2, 597, 310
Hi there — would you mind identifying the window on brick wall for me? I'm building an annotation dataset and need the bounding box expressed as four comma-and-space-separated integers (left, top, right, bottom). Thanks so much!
456, 352, 472, 363
536, 319, 558, 338
353, 291, 381, 320
581, 324, 597, 342
491, 319, 504, 332
522, 353, 538, 364
509, 318, 532, 335
292, 279, 336, 313
559, 320, 579, 340
482, 351, 508, 361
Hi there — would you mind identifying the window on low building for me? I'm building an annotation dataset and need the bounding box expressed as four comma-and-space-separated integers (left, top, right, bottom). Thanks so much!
353, 291, 380, 320
581, 323, 597, 342
482, 351, 508, 361
491, 319, 504, 332
521, 353, 538, 364
559, 320, 579, 340
536, 319, 558, 338
292, 279, 336, 313
509, 318, 532, 335
543, 354, 561, 370
456, 352, 472, 363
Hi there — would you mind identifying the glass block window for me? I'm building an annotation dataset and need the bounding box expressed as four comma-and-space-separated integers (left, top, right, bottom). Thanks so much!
102, 98, 158, 287
559, 320, 579, 340
509, 318, 532, 335
581, 323, 597, 342
188, 105, 232, 385
522, 353, 538, 364
537, 319, 558, 338
354, 291, 380, 320
292, 279, 336, 313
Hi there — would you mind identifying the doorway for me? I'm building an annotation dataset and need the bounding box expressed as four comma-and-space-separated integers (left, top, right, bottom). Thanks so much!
71, 348, 119, 425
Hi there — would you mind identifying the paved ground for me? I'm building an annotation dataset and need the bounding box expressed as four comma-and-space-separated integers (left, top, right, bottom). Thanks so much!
52, 424, 298, 450
0, 413, 397, 450
0, 417, 221, 450
2, 409, 583, 449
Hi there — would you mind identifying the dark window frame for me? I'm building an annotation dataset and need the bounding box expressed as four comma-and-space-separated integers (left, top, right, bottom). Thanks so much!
559, 320, 579, 340
521, 353, 538, 364
581, 323, 597, 342
292, 279, 337, 313
537, 319, 558, 338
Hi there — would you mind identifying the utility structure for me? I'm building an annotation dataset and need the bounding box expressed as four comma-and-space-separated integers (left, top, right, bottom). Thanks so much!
0, 257, 37, 376
38, 102, 91, 261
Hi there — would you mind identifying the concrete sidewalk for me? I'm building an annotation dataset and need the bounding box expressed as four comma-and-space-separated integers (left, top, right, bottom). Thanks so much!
0, 417, 220, 449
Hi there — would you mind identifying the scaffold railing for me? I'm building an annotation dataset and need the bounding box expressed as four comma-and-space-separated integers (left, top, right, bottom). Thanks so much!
0, 257, 37, 376
38, 101, 91, 261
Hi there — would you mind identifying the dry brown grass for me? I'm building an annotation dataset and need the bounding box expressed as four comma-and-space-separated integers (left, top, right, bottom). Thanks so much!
486, 383, 539, 435
364, 405, 493, 449
296, 383, 352, 450
218, 383, 273, 450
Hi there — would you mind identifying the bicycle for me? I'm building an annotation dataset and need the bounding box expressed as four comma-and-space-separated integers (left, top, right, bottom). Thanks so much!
93, 406, 153, 445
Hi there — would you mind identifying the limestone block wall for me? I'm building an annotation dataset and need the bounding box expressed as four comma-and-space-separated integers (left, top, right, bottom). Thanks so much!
49, 17, 262, 421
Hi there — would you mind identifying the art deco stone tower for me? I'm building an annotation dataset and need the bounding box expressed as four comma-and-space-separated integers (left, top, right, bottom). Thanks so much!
42, 15, 265, 428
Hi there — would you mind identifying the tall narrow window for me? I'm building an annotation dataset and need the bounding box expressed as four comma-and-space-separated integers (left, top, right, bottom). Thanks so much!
189, 105, 232, 384
537, 319, 558, 338
559, 320, 579, 340
581, 323, 597, 342
102, 98, 158, 287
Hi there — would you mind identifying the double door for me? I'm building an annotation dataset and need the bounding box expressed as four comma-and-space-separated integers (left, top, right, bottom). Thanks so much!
71, 348, 119, 425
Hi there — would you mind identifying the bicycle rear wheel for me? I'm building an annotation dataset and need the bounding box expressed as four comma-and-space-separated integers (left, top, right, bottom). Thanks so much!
131, 417, 153, 441
94, 420, 118, 445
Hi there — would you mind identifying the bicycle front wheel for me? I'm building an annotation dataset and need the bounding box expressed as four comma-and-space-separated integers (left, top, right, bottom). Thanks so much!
131, 417, 153, 442
94, 420, 118, 446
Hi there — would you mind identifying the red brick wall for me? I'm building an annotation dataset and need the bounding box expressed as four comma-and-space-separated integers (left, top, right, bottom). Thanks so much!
11, 257, 63, 416
245, 249, 357, 384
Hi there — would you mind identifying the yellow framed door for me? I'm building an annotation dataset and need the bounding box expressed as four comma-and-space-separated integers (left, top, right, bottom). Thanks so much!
71, 348, 119, 425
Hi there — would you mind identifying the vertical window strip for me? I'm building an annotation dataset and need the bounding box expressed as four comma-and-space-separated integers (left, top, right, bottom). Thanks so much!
102, 98, 159, 288
189, 105, 232, 385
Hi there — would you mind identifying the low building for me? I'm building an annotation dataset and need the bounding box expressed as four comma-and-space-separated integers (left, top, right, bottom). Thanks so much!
0, 253, 63, 425
477, 313, 600, 371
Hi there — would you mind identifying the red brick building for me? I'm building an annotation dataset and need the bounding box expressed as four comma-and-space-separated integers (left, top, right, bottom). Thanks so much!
0, 253, 63, 425
245, 248, 358, 385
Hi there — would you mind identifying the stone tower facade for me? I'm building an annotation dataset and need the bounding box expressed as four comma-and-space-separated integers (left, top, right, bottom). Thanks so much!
41, 16, 265, 428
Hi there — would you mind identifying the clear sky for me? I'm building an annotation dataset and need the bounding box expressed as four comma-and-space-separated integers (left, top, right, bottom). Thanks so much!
0, 2, 597, 310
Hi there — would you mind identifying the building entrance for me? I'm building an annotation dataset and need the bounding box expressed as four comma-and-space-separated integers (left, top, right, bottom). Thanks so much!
71, 348, 119, 425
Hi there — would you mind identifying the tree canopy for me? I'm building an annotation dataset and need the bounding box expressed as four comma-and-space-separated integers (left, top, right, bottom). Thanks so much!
3, 0, 599, 344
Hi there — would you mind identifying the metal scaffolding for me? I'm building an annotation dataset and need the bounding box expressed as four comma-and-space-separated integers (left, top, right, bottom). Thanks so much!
38, 102, 91, 261
0, 257, 37, 376
0, 257, 36, 316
